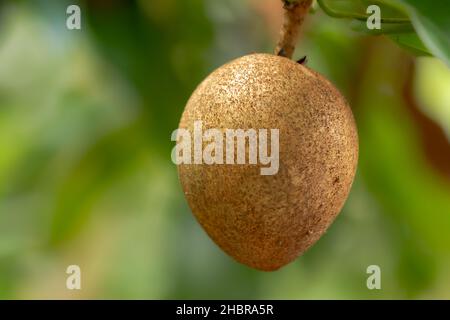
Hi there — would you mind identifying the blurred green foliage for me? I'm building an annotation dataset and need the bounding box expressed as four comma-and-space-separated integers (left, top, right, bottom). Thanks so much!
0, 0, 449, 299
318, 0, 450, 64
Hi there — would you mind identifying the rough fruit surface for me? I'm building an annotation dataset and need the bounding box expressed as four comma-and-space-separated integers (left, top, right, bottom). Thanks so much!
178, 53, 358, 271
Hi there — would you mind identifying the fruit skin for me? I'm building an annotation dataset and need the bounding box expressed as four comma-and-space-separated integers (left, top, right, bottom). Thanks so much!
178, 53, 358, 271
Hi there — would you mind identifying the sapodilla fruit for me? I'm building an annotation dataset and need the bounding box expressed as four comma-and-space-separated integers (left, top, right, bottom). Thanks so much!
177, 53, 358, 271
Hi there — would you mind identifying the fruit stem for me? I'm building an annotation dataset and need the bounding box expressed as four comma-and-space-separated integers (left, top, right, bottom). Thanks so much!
275, 0, 313, 59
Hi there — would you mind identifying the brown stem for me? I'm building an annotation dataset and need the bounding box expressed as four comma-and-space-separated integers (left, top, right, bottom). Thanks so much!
275, 0, 312, 59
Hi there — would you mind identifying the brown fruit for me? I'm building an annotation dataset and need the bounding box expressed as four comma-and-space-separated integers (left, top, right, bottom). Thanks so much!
177, 53, 358, 271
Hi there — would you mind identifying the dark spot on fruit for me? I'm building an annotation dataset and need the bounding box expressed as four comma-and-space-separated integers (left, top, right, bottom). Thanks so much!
297, 56, 307, 65
277, 48, 287, 57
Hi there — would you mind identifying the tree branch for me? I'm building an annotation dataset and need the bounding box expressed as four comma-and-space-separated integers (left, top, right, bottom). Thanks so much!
275, 0, 313, 59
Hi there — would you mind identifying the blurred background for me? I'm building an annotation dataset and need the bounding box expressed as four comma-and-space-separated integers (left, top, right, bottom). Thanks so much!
0, 0, 449, 299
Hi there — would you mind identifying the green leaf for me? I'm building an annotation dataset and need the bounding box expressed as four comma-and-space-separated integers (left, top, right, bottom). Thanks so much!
350, 20, 414, 35
318, 0, 410, 23
396, 0, 450, 65
317, 0, 450, 64
389, 33, 432, 56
